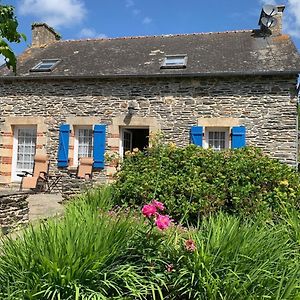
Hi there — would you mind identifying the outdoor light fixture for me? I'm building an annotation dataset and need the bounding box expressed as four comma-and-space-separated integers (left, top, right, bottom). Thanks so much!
128, 102, 135, 115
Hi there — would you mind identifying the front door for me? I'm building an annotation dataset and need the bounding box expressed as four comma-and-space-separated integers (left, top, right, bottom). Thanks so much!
12, 126, 37, 182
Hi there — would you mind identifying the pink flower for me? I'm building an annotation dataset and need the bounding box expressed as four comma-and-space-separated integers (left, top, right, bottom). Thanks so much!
166, 264, 174, 272
152, 200, 165, 211
142, 204, 157, 218
155, 214, 171, 230
185, 239, 196, 252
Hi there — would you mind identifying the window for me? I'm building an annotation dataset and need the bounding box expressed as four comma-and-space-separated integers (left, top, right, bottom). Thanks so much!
204, 128, 229, 151
12, 126, 37, 182
31, 59, 60, 72
74, 127, 93, 165
120, 128, 149, 157
161, 55, 187, 69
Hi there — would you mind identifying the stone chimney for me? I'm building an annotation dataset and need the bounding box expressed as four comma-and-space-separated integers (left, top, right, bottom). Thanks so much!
259, 5, 285, 36
31, 23, 61, 47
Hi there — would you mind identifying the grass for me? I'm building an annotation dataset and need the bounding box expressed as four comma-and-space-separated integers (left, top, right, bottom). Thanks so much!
0, 186, 300, 299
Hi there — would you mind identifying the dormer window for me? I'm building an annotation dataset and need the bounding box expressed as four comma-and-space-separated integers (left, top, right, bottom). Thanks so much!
30, 59, 60, 72
161, 55, 187, 69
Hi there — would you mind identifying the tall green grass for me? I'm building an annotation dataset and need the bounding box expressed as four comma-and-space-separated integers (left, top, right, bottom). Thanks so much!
0, 186, 161, 299
1, 186, 300, 299
166, 213, 300, 299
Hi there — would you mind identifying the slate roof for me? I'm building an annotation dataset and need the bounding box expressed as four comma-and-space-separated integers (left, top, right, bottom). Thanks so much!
1, 29, 300, 78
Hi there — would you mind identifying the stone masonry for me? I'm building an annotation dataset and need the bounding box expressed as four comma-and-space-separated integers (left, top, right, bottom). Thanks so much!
0, 192, 29, 233
0, 75, 298, 184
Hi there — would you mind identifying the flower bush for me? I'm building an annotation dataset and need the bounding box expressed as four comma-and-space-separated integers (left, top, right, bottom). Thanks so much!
113, 140, 300, 223
142, 200, 172, 231
1, 187, 300, 299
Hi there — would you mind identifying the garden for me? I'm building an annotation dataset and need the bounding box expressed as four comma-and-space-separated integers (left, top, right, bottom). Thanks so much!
1, 140, 300, 299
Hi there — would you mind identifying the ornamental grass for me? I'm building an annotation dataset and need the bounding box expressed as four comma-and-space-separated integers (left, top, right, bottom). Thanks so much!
0, 186, 300, 299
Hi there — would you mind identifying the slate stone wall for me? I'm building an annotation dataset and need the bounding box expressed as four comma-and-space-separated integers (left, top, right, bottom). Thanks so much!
0, 192, 29, 233
0, 75, 297, 184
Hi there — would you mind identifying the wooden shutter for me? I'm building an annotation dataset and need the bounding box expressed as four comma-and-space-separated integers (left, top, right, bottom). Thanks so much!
231, 126, 246, 149
93, 124, 106, 168
190, 126, 203, 147
57, 124, 70, 167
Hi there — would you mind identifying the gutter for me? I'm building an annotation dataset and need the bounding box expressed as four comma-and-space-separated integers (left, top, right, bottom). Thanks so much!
0, 70, 299, 81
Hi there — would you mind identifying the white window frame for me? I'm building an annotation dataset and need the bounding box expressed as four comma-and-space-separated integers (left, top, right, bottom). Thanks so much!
161, 54, 187, 69
74, 126, 93, 166
11, 125, 37, 182
203, 127, 230, 150
30, 59, 61, 72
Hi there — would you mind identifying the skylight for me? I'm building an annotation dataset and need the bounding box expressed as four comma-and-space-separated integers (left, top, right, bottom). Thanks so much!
30, 59, 60, 72
161, 55, 187, 69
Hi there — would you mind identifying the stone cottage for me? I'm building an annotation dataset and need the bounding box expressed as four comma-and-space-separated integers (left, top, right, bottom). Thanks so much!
0, 5, 300, 185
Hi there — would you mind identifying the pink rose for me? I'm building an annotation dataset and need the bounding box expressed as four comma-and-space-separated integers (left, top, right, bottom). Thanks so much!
142, 204, 157, 218
155, 214, 171, 230
152, 200, 165, 211
185, 239, 196, 252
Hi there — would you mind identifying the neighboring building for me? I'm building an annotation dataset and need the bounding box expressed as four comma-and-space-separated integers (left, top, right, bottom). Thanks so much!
0, 5, 300, 184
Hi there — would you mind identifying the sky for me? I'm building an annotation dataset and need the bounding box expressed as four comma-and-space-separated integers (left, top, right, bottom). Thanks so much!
0, 0, 300, 65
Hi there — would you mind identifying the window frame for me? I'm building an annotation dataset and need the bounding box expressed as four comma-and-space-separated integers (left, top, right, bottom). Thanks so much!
73, 126, 94, 166
30, 59, 61, 72
203, 127, 230, 150
161, 54, 188, 69
12, 125, 37, 182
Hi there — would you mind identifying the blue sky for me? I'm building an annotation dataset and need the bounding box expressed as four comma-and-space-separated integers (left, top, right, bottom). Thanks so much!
1, 0, 300, 63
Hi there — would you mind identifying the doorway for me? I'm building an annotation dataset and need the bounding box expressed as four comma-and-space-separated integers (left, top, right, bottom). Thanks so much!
120, 127, 149, 156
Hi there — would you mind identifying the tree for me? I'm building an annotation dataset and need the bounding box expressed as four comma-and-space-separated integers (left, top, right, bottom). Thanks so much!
0, 2, 25, 73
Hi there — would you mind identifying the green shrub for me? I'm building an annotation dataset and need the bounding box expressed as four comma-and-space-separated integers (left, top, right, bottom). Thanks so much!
0, 186, 162, 299
161, 213, 300, 299
113, 143, 300, 223
1, 186, 300, 299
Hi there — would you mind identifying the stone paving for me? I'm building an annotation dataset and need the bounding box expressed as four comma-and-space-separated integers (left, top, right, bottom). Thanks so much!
27, 193, 64, 221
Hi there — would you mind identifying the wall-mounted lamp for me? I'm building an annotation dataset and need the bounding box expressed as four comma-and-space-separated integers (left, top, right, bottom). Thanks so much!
128, 101, 135, 115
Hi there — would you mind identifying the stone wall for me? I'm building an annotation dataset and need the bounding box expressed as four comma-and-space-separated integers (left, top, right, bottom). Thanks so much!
0, 192, 29, 233
61, 177, 95, 201
0, 75, 298, 184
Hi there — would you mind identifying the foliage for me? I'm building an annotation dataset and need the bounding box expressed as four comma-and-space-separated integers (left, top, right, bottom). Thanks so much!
113, 139, 300, 223
0, 186, 162, 299
160, 213, 300, 299
1, 187, 300, 299
0, 2, 25, 72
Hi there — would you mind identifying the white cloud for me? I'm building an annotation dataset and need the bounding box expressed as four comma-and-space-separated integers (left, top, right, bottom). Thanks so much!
260, 0, 277, 4
142, 17, 152, 24
284, 0, 300, 38
133, 9, 141, 15
18, 0, 87, 28
79, 28, 107, 39
125, 0, 134, 8
259, 0, 300, 38
0, 55, 5, 66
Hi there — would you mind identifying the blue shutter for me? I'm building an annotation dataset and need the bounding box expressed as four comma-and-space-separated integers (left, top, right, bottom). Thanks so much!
191, 126, 203, 147
231, 126, 246, 149
93, 124, 106, 169
57, 124, 70, 167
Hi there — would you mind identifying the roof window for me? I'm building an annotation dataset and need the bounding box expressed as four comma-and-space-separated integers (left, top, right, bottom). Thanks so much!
30, 59, 60, 72
161, 55, 187, 69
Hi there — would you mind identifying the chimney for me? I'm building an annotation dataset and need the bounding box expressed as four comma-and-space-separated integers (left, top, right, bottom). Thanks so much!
259, 5, 285, 36
31, 23, 61, 47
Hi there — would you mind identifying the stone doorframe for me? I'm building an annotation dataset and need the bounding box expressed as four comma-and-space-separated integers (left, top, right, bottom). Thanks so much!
106, 115, 160, 179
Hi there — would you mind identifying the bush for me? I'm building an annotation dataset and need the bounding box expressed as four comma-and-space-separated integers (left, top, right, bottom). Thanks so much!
1, 187, 300, 299
0, 186, 162, 299
113, 142, 300, 223
160, 213, 300, 299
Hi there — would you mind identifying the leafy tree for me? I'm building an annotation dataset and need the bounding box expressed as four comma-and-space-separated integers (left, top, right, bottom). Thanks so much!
0, 2, 25, 73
